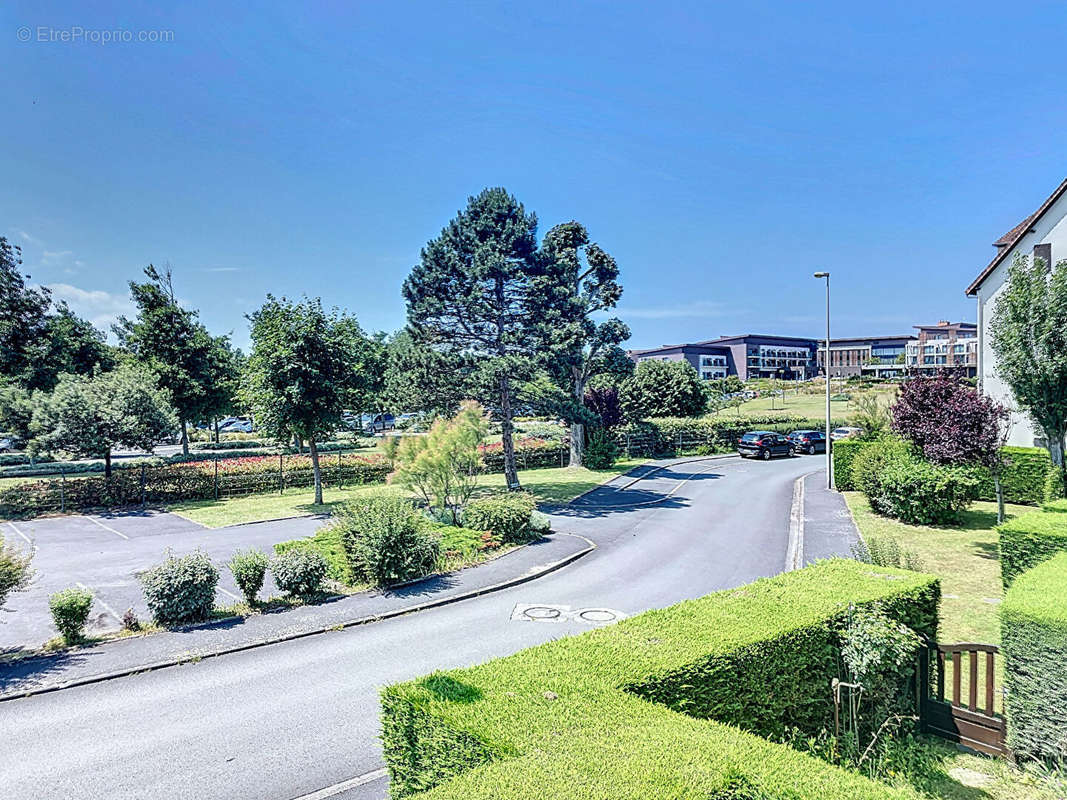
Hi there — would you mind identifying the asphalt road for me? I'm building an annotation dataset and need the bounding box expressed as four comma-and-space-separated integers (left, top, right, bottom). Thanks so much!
2, 454, 825, 800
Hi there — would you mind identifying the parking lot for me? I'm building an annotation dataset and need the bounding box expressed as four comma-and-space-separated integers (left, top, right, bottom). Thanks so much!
1, 510, 326, 652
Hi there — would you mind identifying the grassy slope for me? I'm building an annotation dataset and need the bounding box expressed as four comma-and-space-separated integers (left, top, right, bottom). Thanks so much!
170, 458, 646, 528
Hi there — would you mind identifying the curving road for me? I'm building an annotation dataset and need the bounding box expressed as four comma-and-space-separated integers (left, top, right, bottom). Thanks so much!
2, 455, 833, 800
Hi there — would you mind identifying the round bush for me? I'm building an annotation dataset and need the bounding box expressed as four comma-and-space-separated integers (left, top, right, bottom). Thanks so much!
49, 586, 93, 644
869, 458, 978, 525
337, 495, 440, 587
851, 438, 912, 499
140, 550, 219, 626
583, 429, 619, 470
270, 547, 327, 598
462, 493, 537, 543
229, 548, 269, 604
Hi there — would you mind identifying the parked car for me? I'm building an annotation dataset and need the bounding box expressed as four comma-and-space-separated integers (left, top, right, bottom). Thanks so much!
830, 426, 864, 441
737, 431, 794, 460
363, 412, 396, 433
0, 435, 22, 453
219, 417, 254, 434
787, 430, 827, 455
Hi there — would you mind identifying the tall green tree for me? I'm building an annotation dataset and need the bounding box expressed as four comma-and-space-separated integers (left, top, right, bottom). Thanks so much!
242, 296, 377, 504
535, 221, 629, 467
24, 303, 115, 391
990, 253, 1067, 494
0, 236, 51, 383
403, 188, 540, 489
114, 265, 217, 455
31, 363, 177, 476
200, 336, 244, 442
620, 360, 707, 421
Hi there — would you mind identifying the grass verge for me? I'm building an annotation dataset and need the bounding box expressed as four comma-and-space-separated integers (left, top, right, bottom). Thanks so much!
169, 459, 647, 527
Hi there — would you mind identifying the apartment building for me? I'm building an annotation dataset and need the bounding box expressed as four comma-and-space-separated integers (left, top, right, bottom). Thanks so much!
628, 334, 817, 381
904, 322, 977, 377
815, 335, 915, 378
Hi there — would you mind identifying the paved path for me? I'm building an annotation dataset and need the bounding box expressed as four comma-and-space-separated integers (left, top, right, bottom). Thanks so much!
1, 454, 853, 800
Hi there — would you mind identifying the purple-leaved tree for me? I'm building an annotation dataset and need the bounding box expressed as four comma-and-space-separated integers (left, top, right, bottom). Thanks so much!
891, 373, 1011, 521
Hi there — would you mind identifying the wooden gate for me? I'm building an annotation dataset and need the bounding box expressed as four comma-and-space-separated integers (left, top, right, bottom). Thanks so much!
918, 641, 1006, 755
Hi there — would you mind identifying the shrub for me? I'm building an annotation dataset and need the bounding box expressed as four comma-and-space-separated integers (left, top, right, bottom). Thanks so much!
228, 548, 269, 604
867, 458, 977, 525
0, 536, 34, 609
998, 508, 1067, 587
49, 586, 93, 644
1002, 552, 1067, 761
270, 547, 328, 598
832, 439, 872, 491
851, 535, 924, 572
463, 493, 537, 544
274, 526, 352, 584
582, 428, 619, 470
381, 559, 938, 799
851, 438, 913, 499
1045, 465, 1066, 503
964, 446, 1052, 505
337, 495, 441, 587
839, 607, 922, 729
140, 550, 219, 626
528, 509, 552, 534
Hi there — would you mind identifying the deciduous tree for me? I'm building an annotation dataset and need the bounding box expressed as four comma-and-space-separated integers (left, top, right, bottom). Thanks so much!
31, 363, 177, 476
620, 360, 707, 420
114, 265, 218, 456
242, 296, 376, 504
990, 253, 1067, 495
0, 237, 51, 383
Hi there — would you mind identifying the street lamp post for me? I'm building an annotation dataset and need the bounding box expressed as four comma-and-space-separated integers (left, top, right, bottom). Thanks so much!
814, 272, 832, 489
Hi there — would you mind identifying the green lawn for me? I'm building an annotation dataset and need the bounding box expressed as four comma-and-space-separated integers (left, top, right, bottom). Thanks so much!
711, 386, 895, 419
170, 458, 646, 527
843, 493, 1025, 645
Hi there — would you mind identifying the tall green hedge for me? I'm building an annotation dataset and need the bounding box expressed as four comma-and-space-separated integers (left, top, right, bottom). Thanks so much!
998, 508, 1067, 587
1001, 552, 1067, 761
833, 441, 1054, 505
381, 560, 938, 800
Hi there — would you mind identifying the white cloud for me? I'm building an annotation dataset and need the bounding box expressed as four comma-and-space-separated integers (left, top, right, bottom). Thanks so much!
44, 283, 135, 335
200, 266, 242, 273
617, 300, 730, 320
41, 249, 74, 265
16, 230, 43, 246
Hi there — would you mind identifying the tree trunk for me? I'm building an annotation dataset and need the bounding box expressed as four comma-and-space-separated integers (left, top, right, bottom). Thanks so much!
570, 367, 585, 468
993, 471, 1005, 524
499, 373, 520, 490
104, 448, 112, 479
180, 417, 189, 457
213, 418, 220, 444
309, 436, 323, 505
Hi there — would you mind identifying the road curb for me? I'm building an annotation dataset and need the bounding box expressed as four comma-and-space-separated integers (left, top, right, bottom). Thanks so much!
0, 533, 596, 703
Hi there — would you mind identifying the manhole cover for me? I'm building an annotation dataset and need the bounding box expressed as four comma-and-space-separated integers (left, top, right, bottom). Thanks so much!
522, 606, 563, 621
578, 609, 617, 623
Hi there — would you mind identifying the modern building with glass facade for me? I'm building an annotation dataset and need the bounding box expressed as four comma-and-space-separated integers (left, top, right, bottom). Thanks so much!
816, 335, 915, 378
629, 334, 819, 381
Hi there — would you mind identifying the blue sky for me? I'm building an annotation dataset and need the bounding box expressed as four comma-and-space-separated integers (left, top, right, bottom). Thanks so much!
4, 1, 1067, 352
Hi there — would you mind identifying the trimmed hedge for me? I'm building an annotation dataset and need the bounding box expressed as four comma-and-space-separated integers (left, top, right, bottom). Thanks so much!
1002, 552, 1067, 760
832, 438, 868, 491
834, 441, 1055, 505
381, 559, 938, 800
998, 508, 1067, 587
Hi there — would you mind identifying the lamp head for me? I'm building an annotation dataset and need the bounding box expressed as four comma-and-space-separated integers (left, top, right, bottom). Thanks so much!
813, 271, 829, 278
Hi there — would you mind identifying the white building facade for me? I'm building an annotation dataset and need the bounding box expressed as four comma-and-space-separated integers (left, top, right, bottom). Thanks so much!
967, 178, 1067, 449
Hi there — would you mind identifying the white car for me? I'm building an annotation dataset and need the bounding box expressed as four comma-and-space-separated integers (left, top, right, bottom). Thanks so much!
830, 426, 864, 441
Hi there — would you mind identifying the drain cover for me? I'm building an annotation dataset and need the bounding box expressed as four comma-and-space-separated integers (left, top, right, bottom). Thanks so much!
578, 609, 617, 623
523, 605, 563, 621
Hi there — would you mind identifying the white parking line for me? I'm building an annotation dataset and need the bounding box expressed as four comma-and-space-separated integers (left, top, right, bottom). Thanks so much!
76, 582, 123, 623
85, 515, 129, 540
287, 768, 388, 800
217, 585, 241, 602
6, 521, 32, 546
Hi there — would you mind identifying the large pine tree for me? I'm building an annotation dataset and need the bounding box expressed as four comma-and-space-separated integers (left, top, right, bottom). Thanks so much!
403, 188, 540, 488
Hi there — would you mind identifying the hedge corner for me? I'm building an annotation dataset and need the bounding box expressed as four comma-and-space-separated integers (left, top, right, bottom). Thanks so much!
1001, 551, 1067, 761
998, 508, 1067, 587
